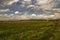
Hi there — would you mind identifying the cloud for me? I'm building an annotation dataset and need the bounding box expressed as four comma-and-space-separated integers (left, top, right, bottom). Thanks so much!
24, 0, 31, 2
0, 9, 10, 12
15, 11, 20, 14
36, 0, 51, 5
27, 0, 60, 10
0, 12, 60, 21
23, 0, 31, 4
0, 0, 60, 20
0, 0, 19, 6
27, 5, 41, 11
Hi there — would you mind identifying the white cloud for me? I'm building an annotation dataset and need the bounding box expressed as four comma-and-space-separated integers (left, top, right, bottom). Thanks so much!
31, 14, 36, 16
23, 0, 31, 4
15, 11, 20, 14
0, 0, 19, 6
24, 0, 31, 2
0, 12, 60, 20
0, 9, 10, 12
27, 5, 41, 11
8, 0, 19, 5
36, 0, 51, 5
9, 14, 14, 17
15, 11, 22, 15
27, 5, 35, 8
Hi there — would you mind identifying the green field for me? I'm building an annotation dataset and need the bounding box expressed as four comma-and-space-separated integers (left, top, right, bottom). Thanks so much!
0, 20, 60, 40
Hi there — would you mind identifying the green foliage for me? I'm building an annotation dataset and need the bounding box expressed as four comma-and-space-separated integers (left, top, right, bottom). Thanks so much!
0, 20, 60, 40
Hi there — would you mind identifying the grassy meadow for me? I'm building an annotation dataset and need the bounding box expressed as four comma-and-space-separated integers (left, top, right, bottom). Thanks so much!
0, 20, 60, 40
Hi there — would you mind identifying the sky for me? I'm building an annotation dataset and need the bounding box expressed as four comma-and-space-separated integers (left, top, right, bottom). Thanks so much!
0, 0, 60, 20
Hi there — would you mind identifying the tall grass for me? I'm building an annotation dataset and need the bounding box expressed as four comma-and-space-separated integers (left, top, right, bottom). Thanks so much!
0, 20, 60, 40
